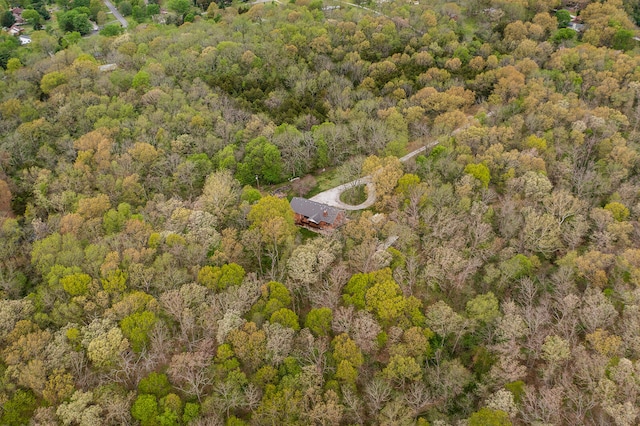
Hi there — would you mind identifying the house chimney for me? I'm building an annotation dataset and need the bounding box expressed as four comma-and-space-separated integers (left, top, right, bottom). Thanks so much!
323, 210, 328, 217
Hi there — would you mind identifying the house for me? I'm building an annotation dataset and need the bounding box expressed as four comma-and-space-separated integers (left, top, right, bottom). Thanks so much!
567, 14, 585, 32
568, 21, 585, 32
8, 25, 22, 36
290, 197, 345, 230
11, 7, 24, 25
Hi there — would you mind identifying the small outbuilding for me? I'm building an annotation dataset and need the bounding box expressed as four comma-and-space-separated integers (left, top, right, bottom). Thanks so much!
98, 63, 118, 72
8, 25, 22, 36
290, 197, 345, 230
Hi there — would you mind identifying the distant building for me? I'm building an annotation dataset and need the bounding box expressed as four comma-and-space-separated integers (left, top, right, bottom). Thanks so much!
8, 25, 22, 36
98, 63, 118, 72
567, 14, 585, 32
290, 197, 345, 230
568, 22, 585, 32
11, 7, 25, 25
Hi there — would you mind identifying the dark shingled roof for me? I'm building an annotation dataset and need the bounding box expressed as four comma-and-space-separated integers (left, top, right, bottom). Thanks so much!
290, 197, 343, 225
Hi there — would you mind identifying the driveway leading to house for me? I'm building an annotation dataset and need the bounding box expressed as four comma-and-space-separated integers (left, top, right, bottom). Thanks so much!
310, 176, 376, 210
309, 112, 487, 211
309, 140, 438, 210
103, 0, 128, 28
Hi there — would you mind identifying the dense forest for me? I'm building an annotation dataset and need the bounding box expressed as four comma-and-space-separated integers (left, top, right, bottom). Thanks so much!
3, 0, 640, 424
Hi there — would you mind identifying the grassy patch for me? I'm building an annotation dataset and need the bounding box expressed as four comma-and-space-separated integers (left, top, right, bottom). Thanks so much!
340, 184, 367, 205
299, 227, 319, 241
306, 168, 341, 197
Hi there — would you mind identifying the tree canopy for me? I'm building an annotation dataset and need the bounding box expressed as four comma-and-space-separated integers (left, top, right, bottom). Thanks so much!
3, 0, 640, 424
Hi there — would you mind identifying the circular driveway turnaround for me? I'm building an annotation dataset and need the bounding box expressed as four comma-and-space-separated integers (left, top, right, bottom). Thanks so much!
310, 176, 375, 210
307, 113, 487, 211
309, 140, 439, 211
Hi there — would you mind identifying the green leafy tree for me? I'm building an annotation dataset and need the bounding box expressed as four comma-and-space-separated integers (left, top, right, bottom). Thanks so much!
131, 394, 159, 426
555, 10, 571, 28
270, 308, 300, 330
552, 28, 576, 44
335, 359, 358, 386
183, 402, 200, 423
57, 9, 92, 35
101, 269, 127, 293
132, 5, 146, 21
31, 232, 84, 276
468, 408, 512, 426
158, 408, 179, 426
0, 35, 19, 69
6, 57, 21, 73
343, 269, 393, 309
0, 390, 37, 426
395, 173, 421, 196
120, 310, 158, 352
241, 185, 261, 203
60, 31, 82, 48
261, 281, 292, 316
466, 292, 500, 324
139, 372, 172, 398
132, 71, 151, 90
246, 196, 297, 275
61, 272, 92, 296
332, 333, 363, 368
168, 0, 190, 20
1, 10, 16, 28
89, 0, 102, 20
35, 5, 51, 20
343, 269, 423, 328
604, 201, 630, 222
236, 137, 284, 184
197, 263, 245, 290
612, 28, 635, 50
147, 3, 160, 15
365, 278, 407, 326
102, 203, 132, 234
22, 9, 42, 28
464, 163, 491, 188
118, 0, 132, 16
100, 23, 123, 36
41, 71, 68, 94
499, 254, 534, 281
305, 307, 333, 336
383, 355, 422, 386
